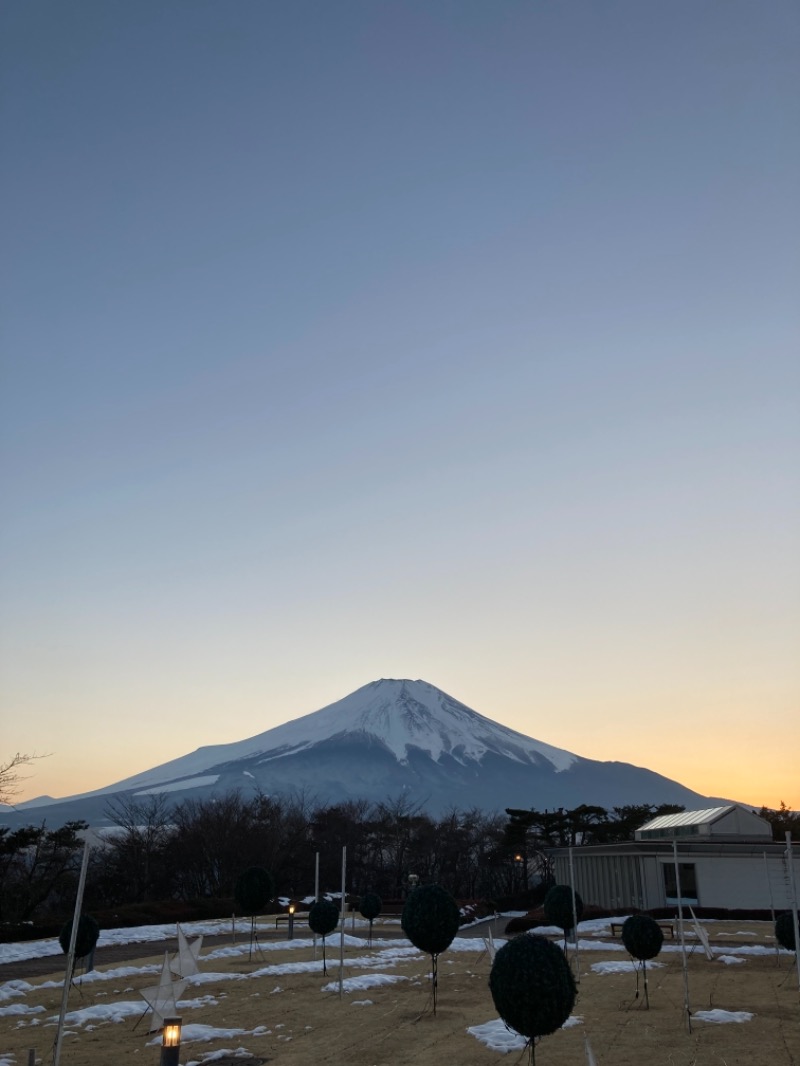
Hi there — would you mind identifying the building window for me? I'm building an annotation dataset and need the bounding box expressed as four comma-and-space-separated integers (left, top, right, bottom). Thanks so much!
663, 862, 698, 903
642, 825, 699, 840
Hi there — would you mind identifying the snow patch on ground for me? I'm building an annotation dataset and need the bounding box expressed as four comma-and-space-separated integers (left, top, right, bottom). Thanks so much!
321, 973, 408, 993
693, 1009, 753, 1024
591, 960, 665, 975
147, 1023, 271, 1045
0, 1001, 45, 1017
185, 1050, 256, 1066
467, 1015, 583, 1053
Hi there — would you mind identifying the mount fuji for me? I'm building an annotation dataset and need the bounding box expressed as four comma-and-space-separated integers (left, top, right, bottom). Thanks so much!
3, 679, 717, 828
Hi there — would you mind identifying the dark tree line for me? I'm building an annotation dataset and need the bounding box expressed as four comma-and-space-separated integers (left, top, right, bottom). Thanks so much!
0, 821, 87, 922
502, 802, 687, 852
1, 792, 512, 922
501, 803, 688, 893
2, 792, 795, 925
757, 801, 800, 841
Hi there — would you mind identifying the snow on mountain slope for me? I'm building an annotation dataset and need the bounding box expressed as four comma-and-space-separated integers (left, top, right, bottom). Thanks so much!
22, 679, 578, 801
245, 678, 577, 770
4, 679, 719, 827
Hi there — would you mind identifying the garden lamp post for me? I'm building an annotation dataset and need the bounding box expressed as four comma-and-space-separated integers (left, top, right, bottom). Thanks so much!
160, 1017, 181, 1066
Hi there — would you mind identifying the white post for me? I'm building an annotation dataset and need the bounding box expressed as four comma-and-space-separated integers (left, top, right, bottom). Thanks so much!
53, 839, 91, 1066
338, 846, 347, 998
568, 846, 581, 984
672, 839, 692, 1033
785, 833, 800, 998
313, 851, 320, 961
763, 852, 776, 921
763, 852, 779, 961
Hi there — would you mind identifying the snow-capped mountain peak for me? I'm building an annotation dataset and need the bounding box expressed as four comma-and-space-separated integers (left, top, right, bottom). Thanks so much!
2, 678, 715, 829
214, 678, 576, 772
36, 679, 578, 799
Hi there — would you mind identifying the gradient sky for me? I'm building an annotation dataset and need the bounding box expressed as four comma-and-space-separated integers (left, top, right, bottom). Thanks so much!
2, 1, 798, 811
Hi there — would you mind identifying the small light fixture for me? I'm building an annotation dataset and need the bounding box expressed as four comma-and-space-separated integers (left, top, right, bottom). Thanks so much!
288, 903, 296, 940
160, 1016, 182, 1066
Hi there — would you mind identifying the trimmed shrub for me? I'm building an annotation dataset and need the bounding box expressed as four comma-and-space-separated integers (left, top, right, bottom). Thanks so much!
234, 867, 274, 916
489, 933, 577, 1039
309, 898, 340, 976
359, 892, 382, 945
621, 915, 664, 960
542, 885, 583, 935
775, 912, 797, 952
401, 884, 460, 956
309, 899, 340, 938
401, 884, 460, 1013
358, 893, 382, 921
59, 914, 99, 958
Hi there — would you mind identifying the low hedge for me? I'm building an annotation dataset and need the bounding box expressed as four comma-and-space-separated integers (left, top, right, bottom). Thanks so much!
504, 905, 779, 935
0, 897, 248, 943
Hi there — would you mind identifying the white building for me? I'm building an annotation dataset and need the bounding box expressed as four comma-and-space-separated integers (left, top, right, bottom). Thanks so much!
550, 805, 799, 912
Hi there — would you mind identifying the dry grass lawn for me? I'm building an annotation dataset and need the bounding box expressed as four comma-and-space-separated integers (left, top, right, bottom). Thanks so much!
1, 920, 798, 1066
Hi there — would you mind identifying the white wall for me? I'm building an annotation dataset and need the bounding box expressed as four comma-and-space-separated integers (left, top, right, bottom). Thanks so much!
709, 807, 772, 839
554, 846, 800, 912
691, 853, 799, 910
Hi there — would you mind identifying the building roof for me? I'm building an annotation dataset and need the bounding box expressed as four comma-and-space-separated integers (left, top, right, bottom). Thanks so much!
638, 805, 735, 832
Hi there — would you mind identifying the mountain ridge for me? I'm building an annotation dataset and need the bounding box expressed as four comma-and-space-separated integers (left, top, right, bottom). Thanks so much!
2, 678, 722, 827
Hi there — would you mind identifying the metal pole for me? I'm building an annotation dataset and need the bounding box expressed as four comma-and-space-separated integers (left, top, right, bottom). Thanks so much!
764, 851, 776, 922
763, 852, 779, 962
314, 851, 320, 960
53, 839, 91, 1066
568, 846, 581, 984
672, 839, 692, 1033
785, 833, 800, 998
339, 845, 346, 998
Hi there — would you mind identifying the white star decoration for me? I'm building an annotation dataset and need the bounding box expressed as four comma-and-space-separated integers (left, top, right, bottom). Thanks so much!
689, 907, 714, 961
139, 952, 187, 1032
170, 924, 203, 978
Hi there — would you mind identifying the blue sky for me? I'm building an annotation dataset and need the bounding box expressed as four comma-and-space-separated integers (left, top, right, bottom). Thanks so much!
2, 1, 798, 808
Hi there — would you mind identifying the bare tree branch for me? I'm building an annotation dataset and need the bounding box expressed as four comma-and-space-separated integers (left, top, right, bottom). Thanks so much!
0, 752, 48, 806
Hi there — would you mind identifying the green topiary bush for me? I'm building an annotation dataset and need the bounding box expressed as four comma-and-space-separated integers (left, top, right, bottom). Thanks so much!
401, 884, 460, 956
359, 892, 382, 946
489, 933, 577, 1042
359, 893, 382, 922
621, 914, 663, 1008
309, 899, 340, 975
59, 913, 99, 959
309, 899, 340, 937
401, 884, 460, 1013
621, 915, 664, 961
542, 884, 583, 935
234, 867, 274, 916
234, 866, 275, 959
775, 912, 797, 952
